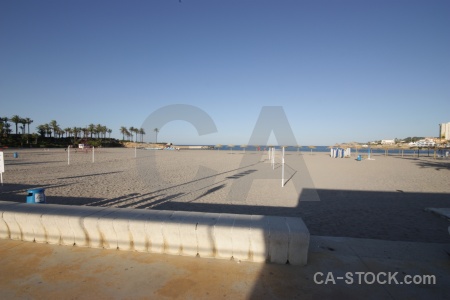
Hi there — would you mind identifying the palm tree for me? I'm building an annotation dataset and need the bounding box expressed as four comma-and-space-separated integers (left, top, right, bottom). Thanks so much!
99, 125, 106, 139
43, 123, 51, 137
4, 122, 11, 136
88, 124, 95, 139
73, 127, 81, 142
25, 118, 33, 134
37, 124, 46, 137
120, 126, 127, 141
82, 127, 88, 139
5, 123, 11, 135
95, 124, 103, 139
19, 118, 27, 134
133, 128, 139, 142
129, 127, 135, 142
139, 128, 145, 143
154, 128, 159, 143
107, 128, 112, 138
0, 118, 7, 137
64, 127, 71, 138
49, 120, 59, 138
0, 119, 6, 142
11, 115, 21, 134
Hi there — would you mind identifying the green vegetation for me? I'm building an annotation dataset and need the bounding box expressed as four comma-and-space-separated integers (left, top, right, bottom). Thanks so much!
1, 115, 152, 148
119, 126, 146, 142
0, 116, 122, 148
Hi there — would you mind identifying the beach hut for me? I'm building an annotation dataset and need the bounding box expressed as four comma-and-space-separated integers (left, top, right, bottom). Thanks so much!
327, 146, 333, 157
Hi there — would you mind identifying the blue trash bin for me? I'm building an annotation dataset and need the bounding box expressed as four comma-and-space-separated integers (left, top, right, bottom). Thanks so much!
26, 188, 46, 204
14, 152, 18, 158
357, 155, 361, 161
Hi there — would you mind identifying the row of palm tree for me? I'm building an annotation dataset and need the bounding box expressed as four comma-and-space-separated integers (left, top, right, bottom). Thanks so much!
0, 115, 33, 136
2, 116, 157, 144
36, 121, 112, 140
2, 116, 166, 147
119, 126, 147, 143
118, 127, 161, 143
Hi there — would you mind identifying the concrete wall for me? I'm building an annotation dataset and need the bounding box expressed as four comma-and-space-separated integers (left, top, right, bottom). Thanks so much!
0, 201, 310, 265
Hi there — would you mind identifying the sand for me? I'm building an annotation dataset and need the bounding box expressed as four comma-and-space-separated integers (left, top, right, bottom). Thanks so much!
1, 147, 449, 243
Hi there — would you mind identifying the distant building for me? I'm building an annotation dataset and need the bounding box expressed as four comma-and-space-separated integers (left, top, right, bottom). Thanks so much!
409, 138, 436, 147
439, 122, 450, 140
381, 139, 395, 145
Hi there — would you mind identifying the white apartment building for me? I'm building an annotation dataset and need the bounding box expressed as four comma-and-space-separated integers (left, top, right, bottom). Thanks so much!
439, 122, 450, 140
381, 139, 395, 145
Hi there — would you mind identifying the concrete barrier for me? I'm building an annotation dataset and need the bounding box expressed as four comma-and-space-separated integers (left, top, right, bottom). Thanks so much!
249, 215, 270, 262
0, 202, 18, 239
213, 213, 235, 259
196, 212, 219, 258
145, 210, 173, 254
83, 208, 119, 249
0, 201, 310, 265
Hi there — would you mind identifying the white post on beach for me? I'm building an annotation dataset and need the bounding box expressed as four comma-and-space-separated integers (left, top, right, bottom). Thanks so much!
272, 147, 275, 170
281, 146, 285, 187
0, 151, 4, 186
92, 146, 95, 163
68, 146, 70, 165
135, 146, 137, 158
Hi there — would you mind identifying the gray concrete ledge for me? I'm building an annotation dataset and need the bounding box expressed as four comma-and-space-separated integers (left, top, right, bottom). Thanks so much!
425, 207, 450, 221
425, 208, 450, 236
0, 201, 309, 265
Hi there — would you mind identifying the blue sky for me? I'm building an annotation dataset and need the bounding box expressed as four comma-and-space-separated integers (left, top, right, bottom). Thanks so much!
1, 0, 449, 145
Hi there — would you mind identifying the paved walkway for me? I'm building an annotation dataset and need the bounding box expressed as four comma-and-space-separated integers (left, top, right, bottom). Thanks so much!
1, 237, 449, 299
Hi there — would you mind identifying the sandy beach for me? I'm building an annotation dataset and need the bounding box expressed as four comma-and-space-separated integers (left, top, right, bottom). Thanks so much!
1, 148, 449, 243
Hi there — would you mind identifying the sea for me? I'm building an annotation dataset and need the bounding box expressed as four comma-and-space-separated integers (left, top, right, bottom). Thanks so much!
178, 145, 442, 156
